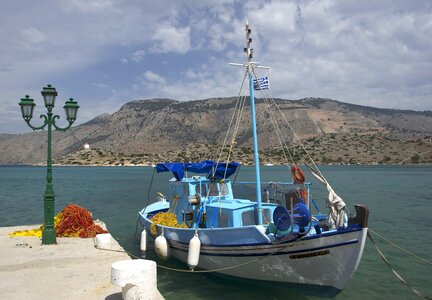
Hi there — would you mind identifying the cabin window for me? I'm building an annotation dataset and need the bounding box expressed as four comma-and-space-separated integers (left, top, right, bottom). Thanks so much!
207, 182, 229, 197
195, 183, 207, 197
263, 208, 272, 224
242, 210, 255, 226
219, 183, 229, 196
242, 208, 272, 226
208, 182, 219, 196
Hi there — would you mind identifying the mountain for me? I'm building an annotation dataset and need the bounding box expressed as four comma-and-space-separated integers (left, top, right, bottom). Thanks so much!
1, 97, 431, 165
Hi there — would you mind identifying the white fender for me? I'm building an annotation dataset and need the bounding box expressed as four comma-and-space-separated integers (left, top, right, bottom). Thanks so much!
140, 229, 147, 252
187, 232, 201, 270
154, 232, 170, 260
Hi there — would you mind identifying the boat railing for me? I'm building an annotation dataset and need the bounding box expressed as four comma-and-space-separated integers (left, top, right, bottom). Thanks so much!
233, 181, 311, 208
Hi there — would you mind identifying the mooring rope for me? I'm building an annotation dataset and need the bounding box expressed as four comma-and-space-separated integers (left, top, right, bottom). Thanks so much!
96, 233, 301, 274
367, 231, 432, 300
369, 229, 432, 265
96, 244, 271, 273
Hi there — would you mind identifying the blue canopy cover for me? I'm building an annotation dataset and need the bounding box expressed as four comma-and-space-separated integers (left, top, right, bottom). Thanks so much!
155, 160, 240, 181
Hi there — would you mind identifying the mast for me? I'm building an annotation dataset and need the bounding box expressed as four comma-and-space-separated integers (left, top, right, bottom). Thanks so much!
245, 21, 263, 225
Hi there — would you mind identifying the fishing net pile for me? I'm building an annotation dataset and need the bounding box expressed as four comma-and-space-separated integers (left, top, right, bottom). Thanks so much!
56, 204, 108, 237
9, 204, 107, 238
150, 212, 188, 235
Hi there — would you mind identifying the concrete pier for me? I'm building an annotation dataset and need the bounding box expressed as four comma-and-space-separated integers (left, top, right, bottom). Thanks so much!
0, 224, 130, 300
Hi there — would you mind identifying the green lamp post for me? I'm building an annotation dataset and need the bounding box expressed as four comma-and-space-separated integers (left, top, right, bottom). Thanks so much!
19, 85, 79, 245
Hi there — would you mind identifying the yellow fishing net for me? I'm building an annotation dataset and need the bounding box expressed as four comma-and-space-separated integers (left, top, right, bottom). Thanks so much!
9, 204, 107, 238
9, 213, 63, 238
150, 212, 188, 235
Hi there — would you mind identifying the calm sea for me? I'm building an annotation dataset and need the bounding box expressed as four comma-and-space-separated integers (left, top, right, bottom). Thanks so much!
0, 165, 431, 299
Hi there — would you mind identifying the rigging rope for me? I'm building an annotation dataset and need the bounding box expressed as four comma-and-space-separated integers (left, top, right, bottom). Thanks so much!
144, 168, 156, 210
250, 69, 321, 180
263, 97, 295, 165
255, 94, 298, 164
369, 229, 432, 266
222, 94, 247, 180
254, 84, 326, 179
367, 230, 432, 300
214, 70, 248, 179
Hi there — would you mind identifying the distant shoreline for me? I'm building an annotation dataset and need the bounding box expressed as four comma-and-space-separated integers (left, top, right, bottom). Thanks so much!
0, 163, 431, 167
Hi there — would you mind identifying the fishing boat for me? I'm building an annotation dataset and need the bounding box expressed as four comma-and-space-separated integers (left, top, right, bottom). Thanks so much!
137, 22, 369, 294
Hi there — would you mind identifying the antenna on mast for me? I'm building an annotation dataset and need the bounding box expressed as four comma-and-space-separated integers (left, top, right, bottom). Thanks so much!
229, 21, 269, 70
244, 20, 253, 62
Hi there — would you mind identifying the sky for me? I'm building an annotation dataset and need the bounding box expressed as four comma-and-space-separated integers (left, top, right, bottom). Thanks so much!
1, 0, 431, 134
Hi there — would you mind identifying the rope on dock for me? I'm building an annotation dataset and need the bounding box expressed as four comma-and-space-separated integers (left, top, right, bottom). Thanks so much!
367, 230, 432, 300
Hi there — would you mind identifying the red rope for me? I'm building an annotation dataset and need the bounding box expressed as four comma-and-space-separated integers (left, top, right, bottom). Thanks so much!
56, 204, 108, 238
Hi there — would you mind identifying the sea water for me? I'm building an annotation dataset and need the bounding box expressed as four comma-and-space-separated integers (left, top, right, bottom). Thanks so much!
0, 165, 431, 299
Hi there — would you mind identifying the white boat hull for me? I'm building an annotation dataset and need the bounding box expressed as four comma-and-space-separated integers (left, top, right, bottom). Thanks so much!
167, 228, 367, 290
139, 202, 369, 291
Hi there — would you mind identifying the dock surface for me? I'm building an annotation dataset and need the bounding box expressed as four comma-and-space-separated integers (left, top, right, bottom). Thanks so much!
0, 224, 129, 300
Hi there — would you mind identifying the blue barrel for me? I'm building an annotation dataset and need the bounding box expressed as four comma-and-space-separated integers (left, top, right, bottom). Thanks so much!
294, 203, 310, 227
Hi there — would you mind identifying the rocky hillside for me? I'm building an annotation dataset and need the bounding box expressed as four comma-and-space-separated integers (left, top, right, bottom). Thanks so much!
1, 97, 431, 165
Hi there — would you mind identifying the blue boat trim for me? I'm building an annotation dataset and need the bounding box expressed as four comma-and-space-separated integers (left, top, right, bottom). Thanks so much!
140, 213, 363, 248
168, 238, 359, 257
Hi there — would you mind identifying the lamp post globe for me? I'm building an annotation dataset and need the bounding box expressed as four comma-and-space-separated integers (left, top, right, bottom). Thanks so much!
18, 84, 79, 245
41, 84, 58, 109
64, 98, 80, 123
19, 95, 36, 121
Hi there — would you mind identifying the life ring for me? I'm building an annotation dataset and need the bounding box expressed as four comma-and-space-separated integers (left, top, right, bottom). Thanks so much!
291, 165, 305, 184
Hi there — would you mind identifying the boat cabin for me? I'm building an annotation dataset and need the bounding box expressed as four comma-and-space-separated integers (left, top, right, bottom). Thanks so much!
167, 175, 311, 230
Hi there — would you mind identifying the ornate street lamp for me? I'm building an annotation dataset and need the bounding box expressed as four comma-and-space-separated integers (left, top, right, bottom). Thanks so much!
19, 84, 79, 245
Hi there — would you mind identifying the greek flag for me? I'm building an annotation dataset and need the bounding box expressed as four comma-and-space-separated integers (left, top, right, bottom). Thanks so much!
253, 77, 269, 90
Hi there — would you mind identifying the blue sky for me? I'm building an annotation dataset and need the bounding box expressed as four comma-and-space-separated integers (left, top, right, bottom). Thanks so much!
1, 0, 431, 133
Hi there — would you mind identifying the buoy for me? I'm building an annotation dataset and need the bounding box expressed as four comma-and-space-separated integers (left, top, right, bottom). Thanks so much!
154, 230, 170, 260
140, 229, 147, 252
187, 232, 201, 270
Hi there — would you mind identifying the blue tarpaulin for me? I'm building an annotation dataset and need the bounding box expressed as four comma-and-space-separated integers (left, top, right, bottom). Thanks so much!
155, 160, 240, 181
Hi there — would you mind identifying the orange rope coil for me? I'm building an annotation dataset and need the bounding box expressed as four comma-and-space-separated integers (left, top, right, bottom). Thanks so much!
56, 204, 108, 238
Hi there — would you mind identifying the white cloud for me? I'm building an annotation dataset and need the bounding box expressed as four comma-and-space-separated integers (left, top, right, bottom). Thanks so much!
150, 24, 191, 54
239, 0, 432, 110
63, 0, 116, 13
131, 49, 145, 62
20, 27, 48, 46
142, 71, 166, 85
91, 82, 110, 89
0, 0, 431, 134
